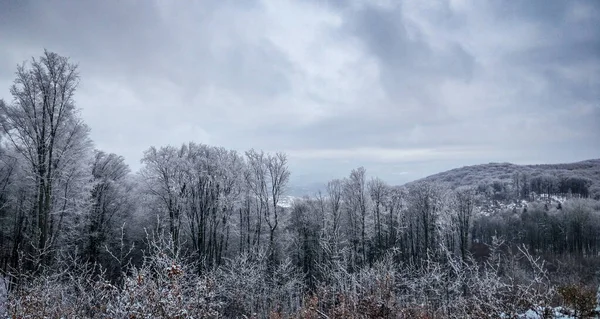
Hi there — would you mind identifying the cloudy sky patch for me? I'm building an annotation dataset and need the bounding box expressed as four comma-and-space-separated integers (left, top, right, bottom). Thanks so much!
1, 0, 598, 188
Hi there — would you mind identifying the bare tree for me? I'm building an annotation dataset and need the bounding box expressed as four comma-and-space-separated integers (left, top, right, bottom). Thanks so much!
289, 198, 323, 291
326, 179, 343, 252
452, 187, 476, 261
343, 167, 368, 268
245, 150, 268, 250
384, 186, 404, 250
86, 151, 132, 265
140, 146, 185, 253
406, 182, 445, 262
245, 150, 290, 271
368, 177, 388, 257
0, 50, 91, 265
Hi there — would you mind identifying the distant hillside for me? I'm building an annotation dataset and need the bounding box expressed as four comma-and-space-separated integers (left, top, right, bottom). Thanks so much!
405, 159, 600, 200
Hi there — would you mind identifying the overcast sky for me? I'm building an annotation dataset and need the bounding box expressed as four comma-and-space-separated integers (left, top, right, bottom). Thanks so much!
1, 0, 599, 188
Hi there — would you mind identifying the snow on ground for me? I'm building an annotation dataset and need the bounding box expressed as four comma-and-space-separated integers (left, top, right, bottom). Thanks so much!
278, 195, 297, 208
503, 303, 600, 319
502, 307, 576, 319
477, 194, 569, 217
0, 276, 7, 318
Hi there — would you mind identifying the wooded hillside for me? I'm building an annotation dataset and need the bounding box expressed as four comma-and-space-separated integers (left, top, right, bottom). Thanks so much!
407, 159, 600, 200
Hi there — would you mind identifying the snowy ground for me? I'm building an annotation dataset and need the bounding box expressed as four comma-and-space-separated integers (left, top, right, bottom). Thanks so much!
478, 194, 568, 216
0, 276, 7, 318
278, 195, 297, 208
510, 301, 600, 319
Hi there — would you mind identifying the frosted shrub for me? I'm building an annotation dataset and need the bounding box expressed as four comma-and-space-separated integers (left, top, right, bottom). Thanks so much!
7, 232, 222, 318
215, 250, 304, 318
104, 266, 221, 318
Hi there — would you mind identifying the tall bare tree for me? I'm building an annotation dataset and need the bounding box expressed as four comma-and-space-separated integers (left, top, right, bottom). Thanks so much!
406, 182, 445, 262
86, 151, 132, 264
343, 167, 368, 268
0, 50, 90, 264
453, 187, 476, 261
368, 177, 388, 257
326, 179, 343, 252
245, 150, 290, 270
140, 146, 185, 253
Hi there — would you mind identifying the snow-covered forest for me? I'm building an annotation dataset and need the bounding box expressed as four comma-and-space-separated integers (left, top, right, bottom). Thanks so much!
1, 51, 599, 318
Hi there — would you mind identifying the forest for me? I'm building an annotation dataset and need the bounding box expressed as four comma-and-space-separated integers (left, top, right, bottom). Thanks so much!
1, 51, 599, 318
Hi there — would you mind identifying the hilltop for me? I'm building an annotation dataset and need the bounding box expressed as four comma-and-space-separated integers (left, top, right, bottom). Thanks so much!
404, 159, 600, 200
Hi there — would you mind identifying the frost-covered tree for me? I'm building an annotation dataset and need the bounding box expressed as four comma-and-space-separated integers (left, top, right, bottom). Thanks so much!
0, 50, 92, 266
368, 177, 388, 258
140, 146, 185, 253
342, 167, 369, 268
85, 151, 133, 266
140, 143, 247, 269
405, 182, 447, 262
452, 187, 476, 261
289, 198, 324, 291
245, 150, 290, 272
178, 143, 244, 267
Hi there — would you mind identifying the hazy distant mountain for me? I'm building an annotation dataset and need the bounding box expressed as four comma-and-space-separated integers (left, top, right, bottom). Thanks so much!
286, 182, 327, 197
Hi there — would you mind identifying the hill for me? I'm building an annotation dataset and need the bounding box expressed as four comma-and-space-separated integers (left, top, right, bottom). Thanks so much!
405, 159, 600, 200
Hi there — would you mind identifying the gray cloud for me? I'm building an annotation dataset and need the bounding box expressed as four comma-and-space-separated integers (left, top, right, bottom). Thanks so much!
345, 2, 476, 101
0, 0, 598, 188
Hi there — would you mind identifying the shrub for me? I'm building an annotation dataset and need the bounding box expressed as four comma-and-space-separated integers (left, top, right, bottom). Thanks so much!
558, 284, 597, 318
